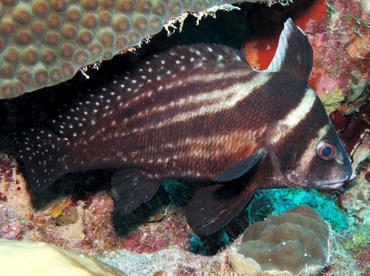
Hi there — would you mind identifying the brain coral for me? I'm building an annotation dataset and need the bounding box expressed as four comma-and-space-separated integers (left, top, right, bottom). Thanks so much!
0, 0, 280, 99
228, 205, 330, 276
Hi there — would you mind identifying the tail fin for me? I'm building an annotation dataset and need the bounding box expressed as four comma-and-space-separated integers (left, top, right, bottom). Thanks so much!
14, 128, 68, 193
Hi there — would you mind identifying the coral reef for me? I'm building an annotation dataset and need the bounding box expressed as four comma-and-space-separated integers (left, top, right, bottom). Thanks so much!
338, 132, 370, 273
0, 0, 283, 99
0, 0, 368, 274
228, 205, 330, 276
100, 247, 232, 275
0, 238, 125, 275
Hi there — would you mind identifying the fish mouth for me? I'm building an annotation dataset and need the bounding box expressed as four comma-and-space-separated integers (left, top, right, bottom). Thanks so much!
285, 175, 347, 189
314, 171, 352, 189
312, 178, 349, 189
317, 181, 344, 189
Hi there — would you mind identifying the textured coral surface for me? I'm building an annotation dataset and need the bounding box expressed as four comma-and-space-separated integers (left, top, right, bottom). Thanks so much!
0, 0, 276, 99
229, 205, 330, 275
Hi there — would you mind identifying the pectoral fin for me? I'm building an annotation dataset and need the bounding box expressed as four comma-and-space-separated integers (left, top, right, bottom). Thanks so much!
214, 148, 267, 182
185, 181, 256, 235
111, 169, 161, 215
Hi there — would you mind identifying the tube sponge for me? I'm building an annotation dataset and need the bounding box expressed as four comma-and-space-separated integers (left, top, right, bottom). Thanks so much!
228, 205, 330, 276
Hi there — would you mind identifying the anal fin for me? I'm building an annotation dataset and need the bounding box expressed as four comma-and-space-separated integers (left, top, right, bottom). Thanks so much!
111, 169, 161, 215
185, 181, 256, 235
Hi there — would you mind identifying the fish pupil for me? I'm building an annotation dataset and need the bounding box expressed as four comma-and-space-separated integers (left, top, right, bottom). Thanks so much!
322, 146, 332, 157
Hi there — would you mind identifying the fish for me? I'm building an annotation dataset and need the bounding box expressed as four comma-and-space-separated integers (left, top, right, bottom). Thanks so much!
14, 19, 352, 235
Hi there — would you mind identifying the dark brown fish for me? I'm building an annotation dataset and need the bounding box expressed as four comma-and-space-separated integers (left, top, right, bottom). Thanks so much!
15, 19, 352, 235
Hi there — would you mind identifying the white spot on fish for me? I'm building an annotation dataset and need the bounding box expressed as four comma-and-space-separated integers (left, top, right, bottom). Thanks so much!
194, 62, 203, 68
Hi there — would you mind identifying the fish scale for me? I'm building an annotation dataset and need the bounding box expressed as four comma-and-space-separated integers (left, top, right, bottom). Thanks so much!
14, 19, 352, 235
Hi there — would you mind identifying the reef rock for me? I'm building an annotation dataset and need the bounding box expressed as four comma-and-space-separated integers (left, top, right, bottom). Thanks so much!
228, 205, 330, 276
0, 238, 125, 276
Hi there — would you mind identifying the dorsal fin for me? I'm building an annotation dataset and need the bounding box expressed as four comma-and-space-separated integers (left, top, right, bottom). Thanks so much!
155, 43, 251, 71
262, 18, 313, 80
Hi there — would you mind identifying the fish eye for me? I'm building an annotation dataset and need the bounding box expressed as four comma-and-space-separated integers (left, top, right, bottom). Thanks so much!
316, 140, 337, 160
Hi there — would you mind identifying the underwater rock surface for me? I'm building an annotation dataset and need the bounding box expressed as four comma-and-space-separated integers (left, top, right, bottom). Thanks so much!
228, 205, 330, 276
0, 238, 125, 275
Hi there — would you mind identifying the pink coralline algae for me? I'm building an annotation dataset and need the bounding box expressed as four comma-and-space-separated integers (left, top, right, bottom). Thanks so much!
0, 206, 26, 240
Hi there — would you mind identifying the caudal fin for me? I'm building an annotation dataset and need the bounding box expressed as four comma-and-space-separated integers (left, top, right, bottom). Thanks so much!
14, 128, 68, 193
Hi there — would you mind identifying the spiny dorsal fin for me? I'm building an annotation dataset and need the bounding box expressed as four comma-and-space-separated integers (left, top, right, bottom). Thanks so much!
154, 43, 251, 72
262, 18, 313, 80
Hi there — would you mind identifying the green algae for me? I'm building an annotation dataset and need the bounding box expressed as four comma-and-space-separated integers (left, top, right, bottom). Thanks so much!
321, 87, 346, 114
343, 224, 370, 251
247, 188, 348, 230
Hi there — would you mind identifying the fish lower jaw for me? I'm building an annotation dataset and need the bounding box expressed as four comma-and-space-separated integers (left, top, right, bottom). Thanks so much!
285, 175, 345, 189
320, 183, 343, 189
312, 180, 345, 189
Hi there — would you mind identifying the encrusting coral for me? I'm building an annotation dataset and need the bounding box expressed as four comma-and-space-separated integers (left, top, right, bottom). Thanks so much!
228, 205, 330, 276
0, 0, 283, 99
